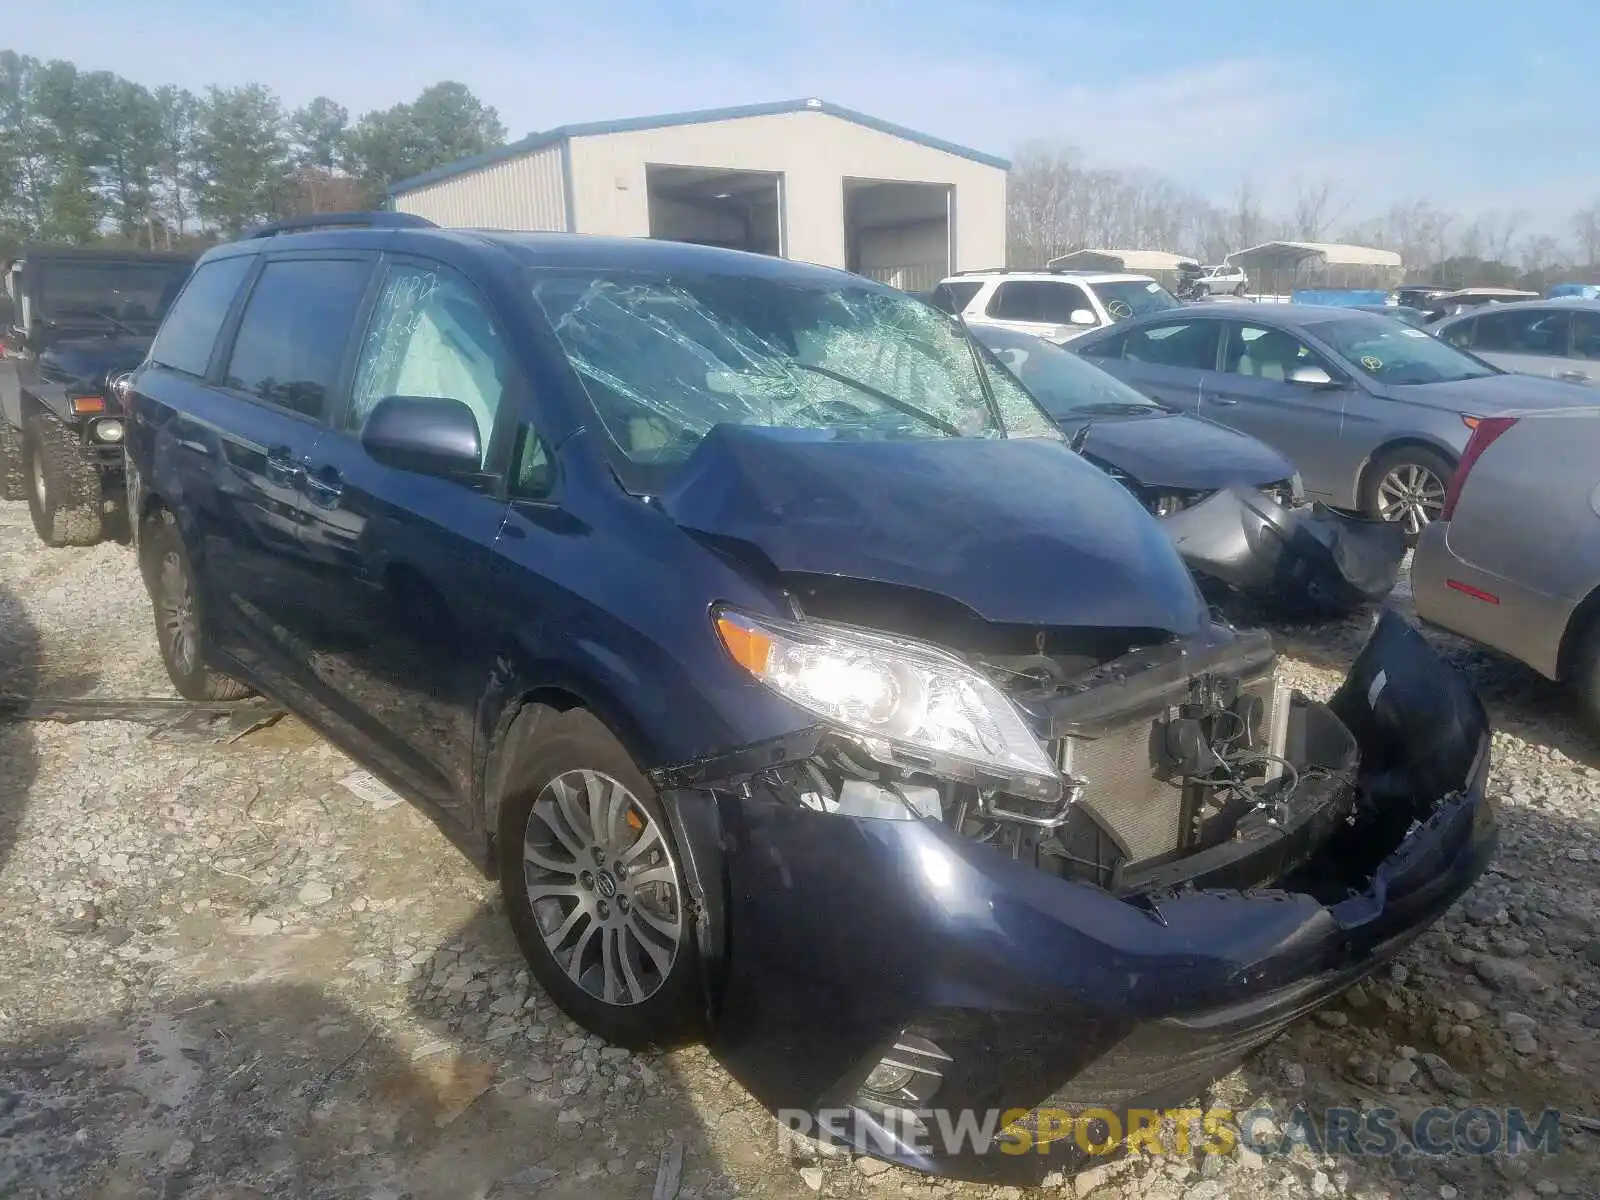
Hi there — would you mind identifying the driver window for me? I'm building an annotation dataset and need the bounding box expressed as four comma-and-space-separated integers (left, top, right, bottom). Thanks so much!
349, 263, 510, 468
1223, 324, 1330, 383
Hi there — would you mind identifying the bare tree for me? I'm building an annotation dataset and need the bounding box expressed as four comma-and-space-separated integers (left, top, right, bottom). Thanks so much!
1572, 201, 1600, 271
1478, 209, 1526, 264
1290, 176, 1349, 242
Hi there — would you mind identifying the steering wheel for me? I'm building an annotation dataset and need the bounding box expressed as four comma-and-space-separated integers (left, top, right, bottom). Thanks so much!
1106, 300, 1134, 319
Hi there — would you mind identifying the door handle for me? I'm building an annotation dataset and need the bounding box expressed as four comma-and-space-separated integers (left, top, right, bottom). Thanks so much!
264, 447, 303, 485
302, 469, 344, 507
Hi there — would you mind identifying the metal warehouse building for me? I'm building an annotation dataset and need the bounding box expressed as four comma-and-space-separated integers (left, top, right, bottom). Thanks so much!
387, 98, 1009, 291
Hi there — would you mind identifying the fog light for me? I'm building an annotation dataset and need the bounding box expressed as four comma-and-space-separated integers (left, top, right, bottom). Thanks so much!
863, 1059, 916, 1095
856, 1034, 951, 1106
94, 419, 124, 443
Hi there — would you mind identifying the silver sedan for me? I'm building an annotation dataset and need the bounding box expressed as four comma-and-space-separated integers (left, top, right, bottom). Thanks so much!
1411, 408, 1600, 723
1070, 305, 1598, 542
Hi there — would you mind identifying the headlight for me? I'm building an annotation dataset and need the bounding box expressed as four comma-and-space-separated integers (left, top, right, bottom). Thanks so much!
94, 419, 124, 443
713, 608, 1060, 801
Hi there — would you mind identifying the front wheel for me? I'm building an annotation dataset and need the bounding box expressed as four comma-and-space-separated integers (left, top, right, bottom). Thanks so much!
498, 707, 704, 1050
22, 413, 103, 546
1362, 446, 1452, 546
140, 509, 253, 701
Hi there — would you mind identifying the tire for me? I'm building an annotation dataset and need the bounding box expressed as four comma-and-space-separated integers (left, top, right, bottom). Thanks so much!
1361, 445, 1453, 547
22, 413, 103, 546
140, 508, 253, 701
1571, 616, 1600, 730
0, 418, 24, 501
1233, 283, 1247, 297
498, 707, 704, 1050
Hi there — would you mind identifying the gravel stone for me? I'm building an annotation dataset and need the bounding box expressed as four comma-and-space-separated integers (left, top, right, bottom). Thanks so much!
3, 501, 1597, 1200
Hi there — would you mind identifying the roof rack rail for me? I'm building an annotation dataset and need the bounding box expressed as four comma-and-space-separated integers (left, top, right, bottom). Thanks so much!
242, 212, 438, 239
951, 265, 1087, 276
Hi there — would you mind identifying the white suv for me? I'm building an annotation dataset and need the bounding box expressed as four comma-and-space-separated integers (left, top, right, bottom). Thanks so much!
928, 269, 1183, 344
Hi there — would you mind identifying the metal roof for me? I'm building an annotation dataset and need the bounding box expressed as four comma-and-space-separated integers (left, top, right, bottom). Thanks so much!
389, 98, 1011, 196
1046, 248, 1200, 272
1228, 240, 1402, 269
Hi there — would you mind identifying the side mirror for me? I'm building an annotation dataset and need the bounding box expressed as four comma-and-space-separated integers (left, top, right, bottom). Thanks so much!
1069, 309, 1098, 327
1288, 365, 1337, 387
360, 396, 482, 479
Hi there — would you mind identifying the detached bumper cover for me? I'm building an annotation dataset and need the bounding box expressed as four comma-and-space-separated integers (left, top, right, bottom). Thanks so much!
1163, 486, 1405, 617
663, 612, 1493, 1184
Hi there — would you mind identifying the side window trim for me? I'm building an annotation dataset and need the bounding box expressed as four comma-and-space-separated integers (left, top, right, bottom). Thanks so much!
214, 251, 380, 428
341, 252, 526, 484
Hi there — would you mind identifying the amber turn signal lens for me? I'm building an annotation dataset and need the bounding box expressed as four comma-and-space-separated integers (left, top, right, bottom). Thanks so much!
70, 395, 105, 414
715, 614, 773, 675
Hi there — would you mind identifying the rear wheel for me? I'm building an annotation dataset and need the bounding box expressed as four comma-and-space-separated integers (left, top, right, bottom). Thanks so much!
1571, 616, 1600, 729
140, 508, 252, 701
498, 707, 703, 1050
0, 419, 24, 501
22, 413, 103, 546
1362, 445, 1452, 546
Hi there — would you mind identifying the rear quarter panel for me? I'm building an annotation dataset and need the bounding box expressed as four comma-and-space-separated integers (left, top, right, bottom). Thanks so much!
1432, 412, 1600, 676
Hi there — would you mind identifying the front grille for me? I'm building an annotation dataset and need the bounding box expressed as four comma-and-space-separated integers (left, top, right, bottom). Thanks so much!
1058, 723, 1181, 862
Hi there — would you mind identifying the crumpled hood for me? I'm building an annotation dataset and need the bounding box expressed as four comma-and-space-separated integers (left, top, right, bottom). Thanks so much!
1385, 372, 1600, 414
39, 333, 153, 389
657, 425, 1208, 635
1068, 412, 1295, 490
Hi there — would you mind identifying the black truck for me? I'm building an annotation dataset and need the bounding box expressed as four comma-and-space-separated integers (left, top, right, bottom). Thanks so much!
1, 245, 197, 546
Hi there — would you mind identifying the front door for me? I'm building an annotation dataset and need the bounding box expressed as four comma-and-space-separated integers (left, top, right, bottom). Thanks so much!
980, 279, 1101, 342
1467, 307, 1576, 381
1201, 320, 1349, 500
293, 256, 519, 816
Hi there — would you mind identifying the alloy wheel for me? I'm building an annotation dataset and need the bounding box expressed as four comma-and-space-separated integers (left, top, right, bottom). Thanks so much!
522, 769, 682, 1007
158, 550, 198, 678
1375, 463, 1446, 536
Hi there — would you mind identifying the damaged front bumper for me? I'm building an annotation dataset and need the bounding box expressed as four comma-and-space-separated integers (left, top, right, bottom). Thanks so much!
1162, 486, 1405, 618
654, 612, 1494, 1185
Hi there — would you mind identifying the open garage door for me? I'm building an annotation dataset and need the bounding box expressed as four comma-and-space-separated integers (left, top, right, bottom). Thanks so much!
646, 165, 783, 256
844, 179, 951, 292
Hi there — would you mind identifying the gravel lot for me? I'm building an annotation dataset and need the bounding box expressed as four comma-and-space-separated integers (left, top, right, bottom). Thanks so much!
2, 499, 1598, 1200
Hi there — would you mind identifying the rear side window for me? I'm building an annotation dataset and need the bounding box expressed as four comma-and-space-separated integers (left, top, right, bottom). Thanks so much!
1573, 310, 1600, 360
1117, 320, 1221, 370
148, 255, 254, 377
223, 259, 372, 419
929, 281, 982, 314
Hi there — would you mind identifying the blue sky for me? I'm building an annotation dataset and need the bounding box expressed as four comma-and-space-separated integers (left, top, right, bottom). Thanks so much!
15, 0, 1600, 234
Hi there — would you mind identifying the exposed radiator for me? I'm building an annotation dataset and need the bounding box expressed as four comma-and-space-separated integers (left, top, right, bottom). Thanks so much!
1055, 668, 1291, 864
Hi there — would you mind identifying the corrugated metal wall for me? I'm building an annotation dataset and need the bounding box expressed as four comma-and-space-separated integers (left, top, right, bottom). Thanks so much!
392, 143, 568, 231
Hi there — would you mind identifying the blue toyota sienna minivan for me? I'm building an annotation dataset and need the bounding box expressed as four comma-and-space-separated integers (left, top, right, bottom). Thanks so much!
120, 213, 1495, 1184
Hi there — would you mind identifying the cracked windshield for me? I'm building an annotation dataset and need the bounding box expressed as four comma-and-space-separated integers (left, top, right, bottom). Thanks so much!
528, 270, 1057, 469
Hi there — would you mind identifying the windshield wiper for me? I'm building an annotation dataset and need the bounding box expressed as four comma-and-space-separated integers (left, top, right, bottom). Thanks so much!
46, 309, 142, 336
949, 307, 1008, 435
788, 362, 961, 437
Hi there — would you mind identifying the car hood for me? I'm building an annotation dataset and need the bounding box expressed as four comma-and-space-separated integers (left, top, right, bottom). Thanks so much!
657, 425, 1208, 636
1066, 411, 1294, 491
38, 334, 154, 388
1383, 371, 1600, 414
